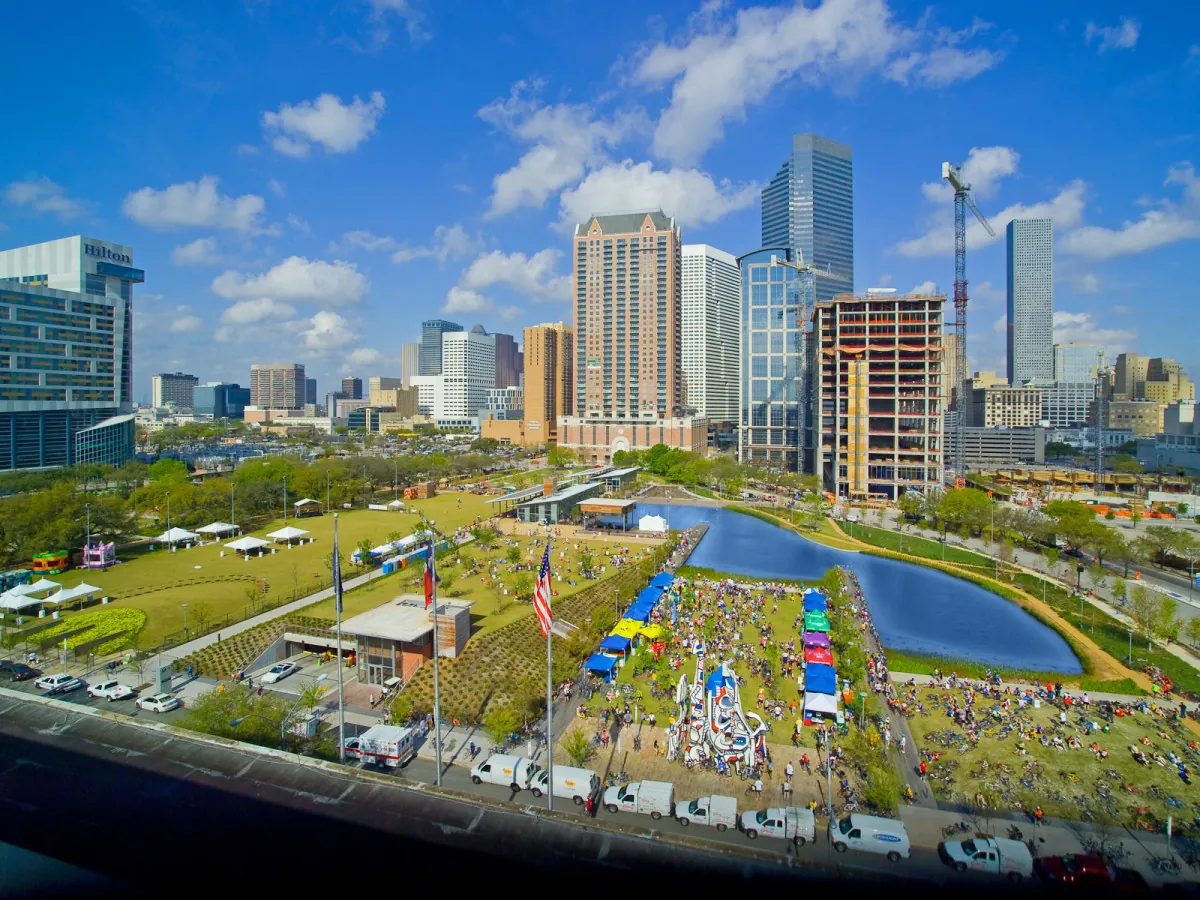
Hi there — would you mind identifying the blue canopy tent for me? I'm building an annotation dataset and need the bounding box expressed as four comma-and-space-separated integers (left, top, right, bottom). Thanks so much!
586, 654, 619, 677
624, 602, 654, 623
599, 634, 632, 653
636, 586, 664, 606
650, 573, 674, 589
802, 592, 827, 613
805, 663, 838, 695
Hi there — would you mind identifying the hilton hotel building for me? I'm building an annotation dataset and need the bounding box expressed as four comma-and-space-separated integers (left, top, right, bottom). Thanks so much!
0, 236, 139, 471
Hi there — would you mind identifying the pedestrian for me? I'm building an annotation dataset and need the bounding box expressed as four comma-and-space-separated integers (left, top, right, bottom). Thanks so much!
899, 735, 906, 753
585, 793, 595, 816
919, 760, 927, 779
257, 685, 264, 697
1034, 806, 1044, 827
369, 692, 375, 707
785, 761, 794, 779
218, 683, 225, 694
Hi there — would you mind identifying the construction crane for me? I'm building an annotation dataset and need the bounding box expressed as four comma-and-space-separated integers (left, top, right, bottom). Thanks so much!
770, 250, 835, 475
942, 161, 995, 487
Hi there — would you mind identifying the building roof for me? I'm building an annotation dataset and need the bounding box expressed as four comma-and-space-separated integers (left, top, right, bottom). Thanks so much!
517, 480, 601, 508
341, 595, 470, 642
485, 485, 544, 505
575, 210, 675, 237
579, 499, 638, 513
77, 413, 135, 433
593, 466, 641, 480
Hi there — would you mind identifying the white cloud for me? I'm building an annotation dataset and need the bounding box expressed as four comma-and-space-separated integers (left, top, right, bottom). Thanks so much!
392, 224, 483, 263
558, 159, 757, 231
1059, 162, 1200, 260
459, 249, 571, 301
3, 177, 89, 220
300, 310, 354, 351
170, 236, 222, 266
632, 1, 1002, 164
267, 179, 286, 198
220, 297, 296, 325
443, 286, 493, 315
920, 146, 1020, 203
1053, 311, 1137, 356
480, 82, 646, 217
341, 230, 396, 252
1075, 273, 1101, 293
212, 256, 368, 305
235, 144, 260, 156
287, 213, 311, 233
1084, 18, 1140, 52
909, 281, 937, 295
346, 347, 382, 367
351, 0, 429, 51
170, 309, 202, 333
122, 176, 266, 232
262, 92, 386, 157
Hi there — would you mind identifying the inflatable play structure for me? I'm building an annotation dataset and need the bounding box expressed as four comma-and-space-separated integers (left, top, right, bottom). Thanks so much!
31, 550, 70, 575
667, 659, 768, 771
81, 541, 116, 570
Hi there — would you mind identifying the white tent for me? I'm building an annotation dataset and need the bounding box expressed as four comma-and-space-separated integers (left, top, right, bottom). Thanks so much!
387, 499, 405, 509
0, 592, 47, 611
637, 514, 667, 533
293, 498, 319, 508
25, 577, 62, 594
226, 536, 271, 554
156, 527, 199, 545
196, 522, 239, 536
803, 691, 839, 716
43, 582, 100, 606
267, 526, 310, 542
2, 580, 50, 598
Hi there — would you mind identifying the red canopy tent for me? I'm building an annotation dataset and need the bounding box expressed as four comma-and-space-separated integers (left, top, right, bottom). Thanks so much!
805, 647, 833, 666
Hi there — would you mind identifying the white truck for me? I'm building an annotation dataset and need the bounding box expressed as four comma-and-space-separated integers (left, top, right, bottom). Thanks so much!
350, 725, 416, 768
939, 836, 1033, 882
675, 795, 737, 831
602, 780, 674, 820
471, 753, 538, 790
740, 807, 816, 845
529, 766, 599, 805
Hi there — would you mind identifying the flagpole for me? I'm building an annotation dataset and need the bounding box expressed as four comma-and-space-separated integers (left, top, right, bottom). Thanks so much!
546, 610, 553, 813
334, 513, 345, 765
430, 537, 443, 788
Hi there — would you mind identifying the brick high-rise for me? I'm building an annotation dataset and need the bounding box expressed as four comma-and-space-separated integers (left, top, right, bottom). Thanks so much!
523, 322, 573, 445
250, 364, 306, 410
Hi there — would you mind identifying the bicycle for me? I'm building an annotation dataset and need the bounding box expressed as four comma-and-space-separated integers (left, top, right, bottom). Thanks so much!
1151, 856, 1180, 877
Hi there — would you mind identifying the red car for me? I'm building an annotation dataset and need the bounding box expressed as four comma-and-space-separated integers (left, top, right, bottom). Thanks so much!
1034, 854, 1111, 885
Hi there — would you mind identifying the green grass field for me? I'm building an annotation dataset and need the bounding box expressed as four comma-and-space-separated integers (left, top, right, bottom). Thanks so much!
846, 523, 994, 568
882, 647, 1078, 685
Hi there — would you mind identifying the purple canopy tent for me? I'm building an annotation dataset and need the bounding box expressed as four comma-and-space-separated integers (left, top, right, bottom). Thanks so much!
803, 632, 831, 649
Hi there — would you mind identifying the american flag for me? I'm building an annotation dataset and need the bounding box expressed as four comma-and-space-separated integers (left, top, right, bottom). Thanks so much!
533, 544, 553, 637
423, 538, 439, 610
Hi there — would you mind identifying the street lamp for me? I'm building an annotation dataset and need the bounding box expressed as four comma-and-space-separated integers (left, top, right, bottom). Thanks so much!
282, 475, 288, 523
182, 603, 188, 638
85, 503, 91, 558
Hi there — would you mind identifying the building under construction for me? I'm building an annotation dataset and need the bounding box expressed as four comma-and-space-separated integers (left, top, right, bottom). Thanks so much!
811, 289, 946, 500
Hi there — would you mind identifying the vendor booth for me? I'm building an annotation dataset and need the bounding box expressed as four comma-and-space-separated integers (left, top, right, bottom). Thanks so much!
599, 634, 632, 653
804, 663, 838, 695
610, 619, 641, 639
585, 654, 619, 679
802, 631, 831, 649
225, 535, 271, 558
649, 572, 674, 589
803, 691, 839, 720
804, 646, 834, 666
803, 611, 831, 633
802, 592, 827, 613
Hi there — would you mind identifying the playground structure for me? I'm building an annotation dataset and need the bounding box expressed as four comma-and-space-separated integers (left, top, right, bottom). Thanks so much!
0, 569, 32, 592
31, 550, 70, 576
81, 541, 116, 570
667, 659, 767, 772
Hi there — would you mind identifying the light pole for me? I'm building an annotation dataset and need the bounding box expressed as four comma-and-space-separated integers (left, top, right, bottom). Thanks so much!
823, 725, 834, 822
283, 476, 288, 523
230, 485, 236, 534
1128, 629, 1133, 665
858, 692, 867, 731
326, 471, 332, 514
85, 503, 91, 557
182, 603, 188, 637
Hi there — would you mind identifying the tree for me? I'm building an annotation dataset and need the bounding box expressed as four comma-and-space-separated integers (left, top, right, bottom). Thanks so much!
1128, 585, 1157, 645
470, 437, 499, 453
1045, 441, 1076, 459
483, 706, 522, 744
578, 549, 595, 578
1043, 546, 1060, 574
1111, 577, 1127, 606
562, 726, 595, 766
547, 445, 576, 468
1088, 565, 1108, 595
897, 492, 923, 522
190, 601, 214, 636
1184, 616, 1200, 650
1155, 596, 1180, 644
1110, 454, 1143, 474
469, 523, 497, 549
514, 573, 534, 602
1134, 525, 1186, 566
936, 487, 990, 535
506, 545, 521, 566
999, 538, 1016, 564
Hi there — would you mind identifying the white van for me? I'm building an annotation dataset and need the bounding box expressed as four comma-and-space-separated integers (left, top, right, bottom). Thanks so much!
529, 766, 599, 805
829, 814, 910, 861
470, 753, 538, 790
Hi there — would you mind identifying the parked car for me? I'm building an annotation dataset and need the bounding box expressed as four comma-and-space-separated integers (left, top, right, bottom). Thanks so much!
87, 680, 136, 702
136, 693, 182, 713
261, 662, 298, 684
9, 663, 39, 682
35, 673, 84, 696
1034, 854, 1110, 885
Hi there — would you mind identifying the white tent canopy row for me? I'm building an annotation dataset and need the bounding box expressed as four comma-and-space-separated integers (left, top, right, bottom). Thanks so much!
226, 536, 271, 553
803, 691, 839, 716
4, 578, 61, 597
0, 578, 66, 610
156, 527, 199, 545
43, 583, 101, 606
267, 526, 310, 542
638, 514, 667, 533
196, 522, 239, 536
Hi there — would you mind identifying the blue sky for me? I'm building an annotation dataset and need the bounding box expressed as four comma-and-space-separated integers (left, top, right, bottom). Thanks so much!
2, 0, 1198, 403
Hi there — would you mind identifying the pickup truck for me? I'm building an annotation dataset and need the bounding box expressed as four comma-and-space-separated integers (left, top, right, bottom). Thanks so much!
602, 780, 674, 820
674, 795, 737, 831
940, 836, 1033, 882
740, 807, 816, 845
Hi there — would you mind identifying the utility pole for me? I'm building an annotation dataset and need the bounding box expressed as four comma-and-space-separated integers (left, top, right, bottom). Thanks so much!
283, 475, 288, 523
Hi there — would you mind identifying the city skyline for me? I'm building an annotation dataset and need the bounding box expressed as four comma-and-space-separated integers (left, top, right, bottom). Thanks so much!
1, 1, 1197, 394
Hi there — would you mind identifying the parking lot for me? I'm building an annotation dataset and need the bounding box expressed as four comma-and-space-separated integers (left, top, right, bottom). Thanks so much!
2, 663, 190, 728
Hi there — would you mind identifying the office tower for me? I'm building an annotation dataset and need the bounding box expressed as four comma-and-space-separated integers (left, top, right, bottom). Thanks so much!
941, 331, 964, 411
0, 235, 139, 470
152, 372, 198, 408
1053, 343, 1105, 383
439, 329, 495, 420
558, 211, 704, 462
368, 376, 404, 393
969, 383, 1044, 427
340, 376, 363, 399
738, 249, 806, 471
401, 342, 420, 386
522, 322, 574, 445
305, 377, 317, 405
681, 244, 740, 426
250, 364, 306, 409
812, 289, 945, 500
761, 134, 854, 304
493, 331, 522, 389
194, 382, 250, 420
1006, 218, 1054, 386
325, 391, 345, 418
420, 319, 463, 376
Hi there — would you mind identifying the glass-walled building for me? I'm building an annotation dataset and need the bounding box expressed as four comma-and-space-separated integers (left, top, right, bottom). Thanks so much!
738, 248, 807, 472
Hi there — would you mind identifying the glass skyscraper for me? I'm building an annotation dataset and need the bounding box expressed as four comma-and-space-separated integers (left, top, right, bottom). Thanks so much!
738, 248, 805, 472
1006, 218, 1054, 386
761, 133, 854, 304
420, 319, 463, 376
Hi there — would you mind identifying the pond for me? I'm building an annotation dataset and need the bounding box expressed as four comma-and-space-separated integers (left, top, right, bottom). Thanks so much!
630, 503, 1082, 674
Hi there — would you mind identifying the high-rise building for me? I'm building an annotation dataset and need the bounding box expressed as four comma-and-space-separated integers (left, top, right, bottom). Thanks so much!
523, 321, 573, 445
1054, 343, 1105, 383
681, 244, 740, 426
969, 383, 1044, 428
305, 377, 317, 405
941, 331, 964, 412
420, 319, 462, 376
1112, 352, 1149, 400
194, 382, 250, 420
151, 372, 198, 408
812, 290, 946, 500
1006, 218, 1054, 386
439, 329, 495, 420
761, 134, 854, 304
558, 212, 704, 462
340, 377, 362, 399
738, 248, 806, 471
0, 235, 140, 470
493, 332, 522, 389
368, 376, 404, 394
400, 342, 420, 386
250, 364, 306, 410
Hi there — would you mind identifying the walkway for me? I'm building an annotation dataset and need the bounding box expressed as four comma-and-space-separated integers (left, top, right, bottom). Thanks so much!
890, 670, 1193, 710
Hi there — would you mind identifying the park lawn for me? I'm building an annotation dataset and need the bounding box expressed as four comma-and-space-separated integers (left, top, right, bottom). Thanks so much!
43, 508, 428, 646
883, 647, 1077, 686
846, 523, 994, 569
904, 685, 1200, 831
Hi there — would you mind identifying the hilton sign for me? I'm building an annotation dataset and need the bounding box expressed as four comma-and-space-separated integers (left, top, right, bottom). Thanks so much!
84, 244, 131, 265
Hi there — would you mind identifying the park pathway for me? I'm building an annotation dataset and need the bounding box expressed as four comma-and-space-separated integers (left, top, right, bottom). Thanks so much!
890, 670, 1195, 711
